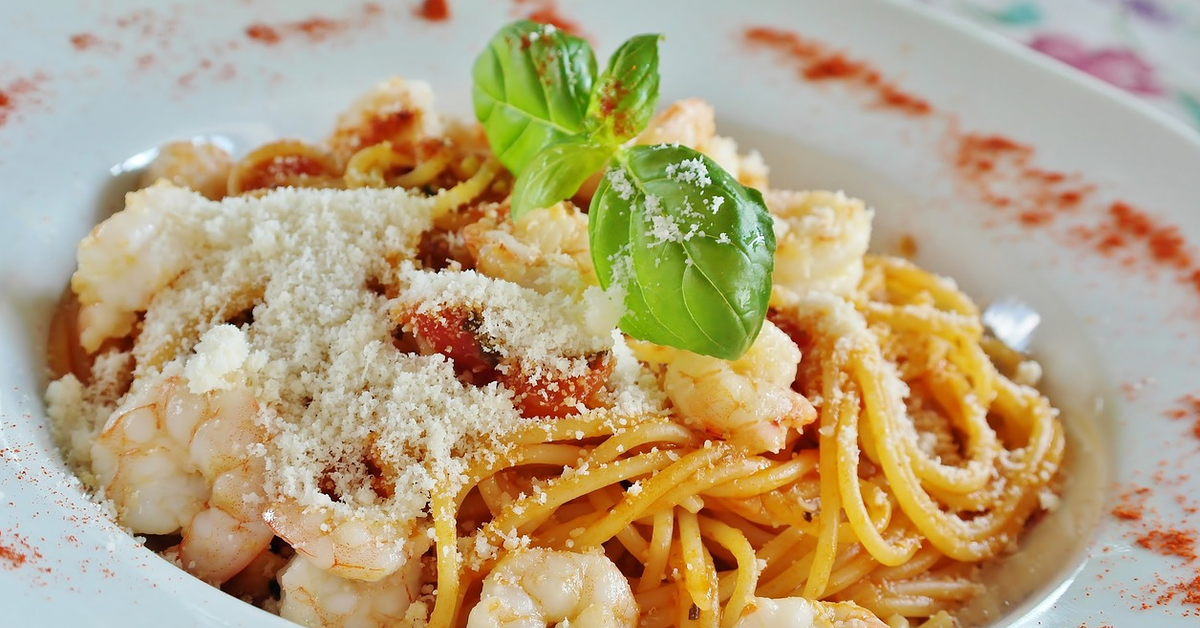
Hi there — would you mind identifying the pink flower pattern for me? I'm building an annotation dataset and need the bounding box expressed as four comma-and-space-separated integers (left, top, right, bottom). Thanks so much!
913, 0, 1200, 130
1029, 34, 1165, 96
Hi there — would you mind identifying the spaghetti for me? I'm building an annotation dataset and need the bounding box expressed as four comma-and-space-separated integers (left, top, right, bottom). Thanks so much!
45, 77, 1063, 628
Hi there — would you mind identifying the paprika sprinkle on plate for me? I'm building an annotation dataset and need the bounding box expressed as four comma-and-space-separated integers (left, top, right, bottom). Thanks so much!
743, 27, 932, 116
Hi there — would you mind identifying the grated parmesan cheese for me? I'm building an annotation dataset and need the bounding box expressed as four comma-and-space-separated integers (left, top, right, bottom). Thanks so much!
395, 263, 618, 380
664, 157, 711, 187
53, 182, 665, 540
183, 324, 264, 394
605, 167, 635, 201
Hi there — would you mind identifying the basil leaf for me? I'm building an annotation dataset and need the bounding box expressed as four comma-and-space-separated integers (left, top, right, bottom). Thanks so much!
586, 34, 662, 144
472, 21, 597, 175
590, 145, 775, 360
511, 140, 613, 220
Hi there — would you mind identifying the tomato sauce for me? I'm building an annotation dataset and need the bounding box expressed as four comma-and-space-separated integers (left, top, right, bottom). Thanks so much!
499, 354, 612, 419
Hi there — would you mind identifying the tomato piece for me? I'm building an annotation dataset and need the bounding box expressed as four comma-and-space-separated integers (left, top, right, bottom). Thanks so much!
407, 306, 497, 379
499, 353, 613, 419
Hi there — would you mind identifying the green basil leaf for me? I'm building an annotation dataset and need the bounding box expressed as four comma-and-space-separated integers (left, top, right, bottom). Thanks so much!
586, 34, 662, 144
511, 140, 614, 220
472, 21, 597, 175
589, 145, 775, 360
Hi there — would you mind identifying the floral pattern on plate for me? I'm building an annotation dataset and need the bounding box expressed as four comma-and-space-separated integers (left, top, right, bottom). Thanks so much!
914, 0, 1200, 130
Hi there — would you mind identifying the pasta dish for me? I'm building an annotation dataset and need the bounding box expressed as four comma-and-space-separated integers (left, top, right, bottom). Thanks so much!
44, 21, 1063, 628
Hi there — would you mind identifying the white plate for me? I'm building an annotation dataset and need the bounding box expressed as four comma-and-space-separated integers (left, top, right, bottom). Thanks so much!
2, 1, 1199, 626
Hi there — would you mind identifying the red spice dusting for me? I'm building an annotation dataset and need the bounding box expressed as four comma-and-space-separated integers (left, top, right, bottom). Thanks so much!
0, 74, 48, 130
111, 7, 180, 46
69, 33, 102, 50
593, 77, 640, 137
803, 53, 862, 80
1018, 210, 1054, 226
177, 58, 219, 88
1165, 394, 1200, 441
879, 85, 932, 115
1112, 504, 1143, 520
955, 134, 1029, 170
1058, 190, 1083, 206
1077, 202, 1200, 300
416, 0, 450, 22
296, 18, 339, 41
1175, 573, 1200, 606
245, 23, 281, 44
1155, 568, 1200, 608
1112, 201, 1154, 237
1110, 483, 1200, 611
0, 531, 38, 571
0, 542, 26, 569
741, 27, 1200, 318
244, 3, 380, 46
754, 26, 1200, 310
950, 132, 1092, 216
1112, 485, 1152, 522
743, 27, 931, 116
1138, 529, 1198, 561
1150, 228, 1189, 267
526, 3, 582, 36
1028, 169, 1066, 183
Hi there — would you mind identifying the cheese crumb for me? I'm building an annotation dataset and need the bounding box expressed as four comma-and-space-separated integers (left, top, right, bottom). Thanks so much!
183, 324, 258, 394
1014, 360, 1043, 387
1038, 488, 1061, 512
606, 167, 636, 201
665, 158, 711, 187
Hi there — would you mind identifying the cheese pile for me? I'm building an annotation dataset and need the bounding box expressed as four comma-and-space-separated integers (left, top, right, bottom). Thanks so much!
49, 183, 662, 531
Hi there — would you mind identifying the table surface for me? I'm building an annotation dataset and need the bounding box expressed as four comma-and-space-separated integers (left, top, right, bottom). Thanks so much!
915, 0, 1200, 132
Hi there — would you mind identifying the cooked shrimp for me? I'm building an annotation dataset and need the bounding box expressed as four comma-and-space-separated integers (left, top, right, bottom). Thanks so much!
222, 548, 290, 606
278, 554, 424, 628
90, 368, 272, 584
732, 597, 888, 628
140, 140, 233, 200
636, 99, 768, 190
327, 77, 444, 165
466, 548, 638, 628
767, 190, 873, 303
264, 499, 430, 582
71, 183, 197, 352
634, 321, 816, 453
461, 201, 596, 294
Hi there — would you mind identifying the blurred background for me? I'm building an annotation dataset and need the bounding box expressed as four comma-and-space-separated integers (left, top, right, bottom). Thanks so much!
915, 0, 1200, 130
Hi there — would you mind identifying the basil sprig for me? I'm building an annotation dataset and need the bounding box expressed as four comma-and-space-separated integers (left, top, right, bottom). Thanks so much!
584, 34, 662, 146
473, 22, 776, 360
509, 140, 613, 215
590, 147, 776, 360
472, 21, 597, 174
